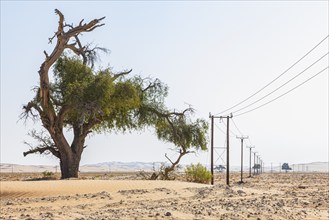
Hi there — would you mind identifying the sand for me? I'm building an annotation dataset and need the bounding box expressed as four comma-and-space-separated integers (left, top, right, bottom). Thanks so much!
0, 172, 328, 219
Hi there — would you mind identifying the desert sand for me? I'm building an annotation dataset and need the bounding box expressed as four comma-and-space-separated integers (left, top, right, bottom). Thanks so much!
0, 172, 328, 220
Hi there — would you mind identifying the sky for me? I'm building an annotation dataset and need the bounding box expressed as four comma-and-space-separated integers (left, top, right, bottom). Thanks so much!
1, 1, 328, 168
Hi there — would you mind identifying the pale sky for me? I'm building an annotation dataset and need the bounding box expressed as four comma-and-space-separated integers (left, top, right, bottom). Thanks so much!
1, 1, 328, 168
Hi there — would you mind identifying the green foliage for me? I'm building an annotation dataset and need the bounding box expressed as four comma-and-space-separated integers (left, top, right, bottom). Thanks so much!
42, 55, 169, 133
156, 117, 208, 151
185, 163, 212, 184
42, 170, 55, 179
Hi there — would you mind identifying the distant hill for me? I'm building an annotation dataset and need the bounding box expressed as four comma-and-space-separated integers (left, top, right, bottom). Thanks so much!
0, 161, 328, 173
0, 161, 165, 173
81, 161, 164, 172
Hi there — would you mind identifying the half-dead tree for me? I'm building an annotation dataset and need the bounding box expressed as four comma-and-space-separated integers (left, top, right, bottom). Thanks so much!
21, 9, 208, 179
21, 10, 168, 179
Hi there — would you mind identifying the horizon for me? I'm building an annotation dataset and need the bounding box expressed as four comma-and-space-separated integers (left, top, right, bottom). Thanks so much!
1, 160, 328, 167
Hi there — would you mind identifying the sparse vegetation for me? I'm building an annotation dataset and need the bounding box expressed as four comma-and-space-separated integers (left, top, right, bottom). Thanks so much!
185, 163, 212, 184
42, 171, 55, 180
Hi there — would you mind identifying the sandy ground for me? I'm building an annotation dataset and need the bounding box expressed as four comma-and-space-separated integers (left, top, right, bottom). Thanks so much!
0, 172, 328, 220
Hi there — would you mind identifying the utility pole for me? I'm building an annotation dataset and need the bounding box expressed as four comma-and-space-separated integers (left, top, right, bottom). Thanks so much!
246, 146, 255, 177
253, 152, 257, 175
236, 135, 248, 183
223, 114, 233, 185
209, 113, 232, 185
210, 114, 214, 185
259, 159, 262, 174
260, 160, 262, 174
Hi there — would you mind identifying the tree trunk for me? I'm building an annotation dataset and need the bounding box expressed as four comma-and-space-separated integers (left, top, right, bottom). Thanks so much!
162, 150, 187, 180
55, 133, 84, 179
59, 153, 81, 179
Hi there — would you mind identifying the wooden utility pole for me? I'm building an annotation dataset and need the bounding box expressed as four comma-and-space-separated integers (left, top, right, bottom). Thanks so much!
236, 136, 248, 183
259, 158, 262, 174
253, 152, 257, 175
260, 160, 262, 174
246, 146, 255, 177
209, 113, 232, 186
210, 114, 214, 185
223, 115, 233, 185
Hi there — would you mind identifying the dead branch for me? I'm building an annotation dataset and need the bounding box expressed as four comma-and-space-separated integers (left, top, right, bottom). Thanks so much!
20, 101, 43, 122
23, 129, 60, 158
39, 9, 106, 111
112, 69, 132, 81
23, 146, 60, 158
165, 153, 175, 165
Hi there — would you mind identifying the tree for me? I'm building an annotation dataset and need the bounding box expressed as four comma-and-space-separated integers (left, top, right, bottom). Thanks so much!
150, 110, 208, 180
21, 10, 167, 179
281, 163, 292, 172
21, 9, 208, 179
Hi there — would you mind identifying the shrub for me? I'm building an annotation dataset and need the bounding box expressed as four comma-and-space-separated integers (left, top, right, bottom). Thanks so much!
185, 163, 212, 184
42, 170, 55, 179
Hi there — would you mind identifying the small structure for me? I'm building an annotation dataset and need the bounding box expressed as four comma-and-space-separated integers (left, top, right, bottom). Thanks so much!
282, 163, 292, 172
214, 165, 226, 172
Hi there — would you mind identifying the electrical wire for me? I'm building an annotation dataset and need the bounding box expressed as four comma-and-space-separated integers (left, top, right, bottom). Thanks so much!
231, 118, 243, 136
214, 123, 226, 135
220, 119, 237, 137
247, 137, 254, 147
235, 66, 328, 117
232, 52, 328, 115
215, 35, 329, 116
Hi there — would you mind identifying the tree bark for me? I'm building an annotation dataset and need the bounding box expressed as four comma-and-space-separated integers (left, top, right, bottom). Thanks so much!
57, 127, 86, 179
162, 149, 188, 180
59, 153, 80, 179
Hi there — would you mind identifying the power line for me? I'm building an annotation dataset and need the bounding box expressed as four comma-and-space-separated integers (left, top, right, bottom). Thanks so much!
214, 123, 226, 135
215, 35, 329, 116
235, 66, 328, 117
248, 136, 254, 146
220, 118, 237, 137
231, 117, 243, 136
232, 52, 328, 114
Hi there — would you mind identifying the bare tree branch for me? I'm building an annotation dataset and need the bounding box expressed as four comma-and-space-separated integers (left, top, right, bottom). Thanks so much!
23, 129, 60, 158
165, 153, 175, 165
39, 9, 106, 110
112, 69, 132, 81
23, 146, 60, 158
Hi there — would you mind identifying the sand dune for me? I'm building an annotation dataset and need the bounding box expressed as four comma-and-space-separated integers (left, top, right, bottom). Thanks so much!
1, 173, 328, 219
0, 180, 206, 199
